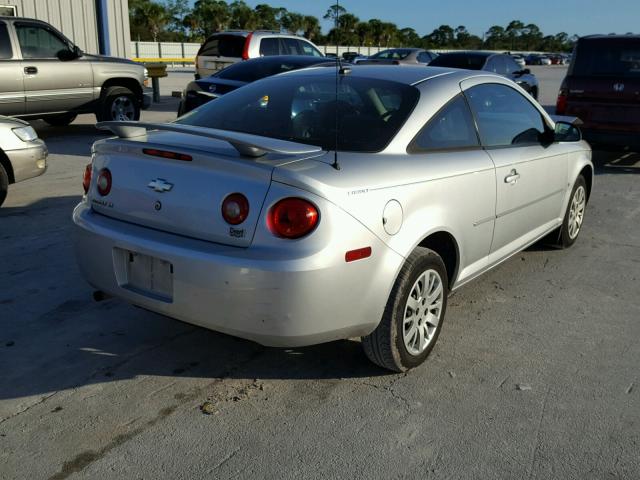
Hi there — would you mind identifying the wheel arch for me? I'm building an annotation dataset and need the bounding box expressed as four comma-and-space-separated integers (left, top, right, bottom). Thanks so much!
0, 149, 15, 184
100, 78, 143, 102
416, 230, 460, 290
579, 164, 593, 201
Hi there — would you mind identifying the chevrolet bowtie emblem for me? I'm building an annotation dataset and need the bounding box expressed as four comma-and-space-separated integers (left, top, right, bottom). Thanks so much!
148, 178, 173, 193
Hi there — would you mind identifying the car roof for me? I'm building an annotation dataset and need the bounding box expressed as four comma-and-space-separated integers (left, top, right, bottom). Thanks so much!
279, 64, 481, 86
580, 34, 640, 40
436, 51, 494, 58
230, 55, 333, 66
0, 16, 49, 23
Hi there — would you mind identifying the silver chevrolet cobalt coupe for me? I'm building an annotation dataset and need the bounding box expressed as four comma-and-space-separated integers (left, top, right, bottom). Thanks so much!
74, 65, 593, 371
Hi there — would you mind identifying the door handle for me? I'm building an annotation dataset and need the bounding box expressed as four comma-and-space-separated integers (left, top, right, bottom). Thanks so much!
504, 170, 520, 184
24, 66, 38, 75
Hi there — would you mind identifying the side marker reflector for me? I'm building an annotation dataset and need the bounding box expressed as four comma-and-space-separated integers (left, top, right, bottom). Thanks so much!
345, 247, 372, 263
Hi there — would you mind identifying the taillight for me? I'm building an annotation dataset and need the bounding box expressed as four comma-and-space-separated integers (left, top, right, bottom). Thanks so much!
82, 163, 92, 194
556, 79, 568, 114
267, 198, 319, 239
242, 32, 253, 60
96, 168, 112, 196
222, 193, 249, 225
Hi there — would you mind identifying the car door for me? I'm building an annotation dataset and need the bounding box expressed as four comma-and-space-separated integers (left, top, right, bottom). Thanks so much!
405, 93, 497, 283
0, 21, 25, 116
14, 21, 93, 115
462, 81, 568, 260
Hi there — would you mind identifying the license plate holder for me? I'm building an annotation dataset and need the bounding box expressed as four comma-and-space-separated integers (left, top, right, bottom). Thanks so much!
120, 250, 173, 302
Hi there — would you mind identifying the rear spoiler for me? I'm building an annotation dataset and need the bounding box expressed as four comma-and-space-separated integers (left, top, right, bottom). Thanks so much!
550, 115, 583, 126
96, 121, 322, 158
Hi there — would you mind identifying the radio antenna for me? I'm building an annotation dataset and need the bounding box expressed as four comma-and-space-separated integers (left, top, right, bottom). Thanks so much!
332, 1, 341, 170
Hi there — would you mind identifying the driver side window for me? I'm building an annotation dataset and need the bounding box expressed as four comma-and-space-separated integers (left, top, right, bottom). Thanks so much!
465, 83, 546, 147
16, 24, 68, 59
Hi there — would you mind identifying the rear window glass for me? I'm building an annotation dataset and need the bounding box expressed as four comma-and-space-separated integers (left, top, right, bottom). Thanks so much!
199, 35, 245, 58
177, 75, 419, 153
0, 23, 12, 59
574, 40, 640, 77
429, 54, 487, 70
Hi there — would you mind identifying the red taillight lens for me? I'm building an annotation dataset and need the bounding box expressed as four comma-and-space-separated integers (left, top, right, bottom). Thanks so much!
143, 148, 192, 161
556, 79, 568, 114
82, 163, 92, 194
222, 193, 249, 225
96, 168, 112, 196
556, 90, 568, 115
242, 32, 253, 60
268, 198, 319, 239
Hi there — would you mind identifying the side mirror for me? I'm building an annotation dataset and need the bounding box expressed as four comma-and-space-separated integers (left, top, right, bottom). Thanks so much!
554, 121, 582, 142
57, 46, 81, 61
522, 68, 531, 74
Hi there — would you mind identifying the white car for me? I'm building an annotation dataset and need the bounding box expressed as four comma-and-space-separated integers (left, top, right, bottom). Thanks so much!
0, 116, 47, 206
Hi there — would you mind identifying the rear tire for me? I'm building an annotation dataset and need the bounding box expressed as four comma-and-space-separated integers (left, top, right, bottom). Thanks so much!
44, 113, 77, 127
96, 86, 140, 122
0, 162, 9, 207
362, 247, 448, 372
557, 175, 587, 248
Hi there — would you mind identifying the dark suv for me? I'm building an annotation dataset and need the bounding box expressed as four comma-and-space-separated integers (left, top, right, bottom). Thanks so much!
557, 35, 640, 149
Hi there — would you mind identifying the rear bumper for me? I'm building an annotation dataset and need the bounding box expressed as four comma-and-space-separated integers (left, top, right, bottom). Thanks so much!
73, 203, 402, 347
5, 140, 48, 183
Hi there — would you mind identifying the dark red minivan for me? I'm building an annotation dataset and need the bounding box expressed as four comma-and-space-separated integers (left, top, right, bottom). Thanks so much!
557, 35, 640, 149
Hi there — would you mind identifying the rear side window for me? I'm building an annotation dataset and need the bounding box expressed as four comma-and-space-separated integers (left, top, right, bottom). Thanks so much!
485, 56, 505, 74
417, 52, 432, 63
280, 38, 320, 56
410, 95, 479, 152
574, 40, 640, 77
177, 75, 419, 153
259, 37, 280, 56
0, 23, 12, 59
300, 41, 323, 57
465, 83, 546, 147
199, 35, 245, 58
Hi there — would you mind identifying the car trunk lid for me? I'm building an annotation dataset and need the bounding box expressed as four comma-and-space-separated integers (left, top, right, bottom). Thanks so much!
88, 127, 323, 247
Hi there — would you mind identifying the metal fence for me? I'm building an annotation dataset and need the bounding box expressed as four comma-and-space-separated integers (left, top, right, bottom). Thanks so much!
130, 41, 538, 63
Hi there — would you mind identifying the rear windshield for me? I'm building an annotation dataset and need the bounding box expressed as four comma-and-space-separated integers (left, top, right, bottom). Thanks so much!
574, 40, 640, 77
216, 59, 330, 83
176, 75, 419, 152
429, 54, 486, 70
198, 34, 245, 58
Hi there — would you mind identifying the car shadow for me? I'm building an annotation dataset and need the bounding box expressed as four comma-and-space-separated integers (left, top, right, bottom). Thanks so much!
592, 150, 640, 175
0, 195, 389, 403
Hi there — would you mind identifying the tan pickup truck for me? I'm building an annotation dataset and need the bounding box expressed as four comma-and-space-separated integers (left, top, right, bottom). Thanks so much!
0, 16, 150, 126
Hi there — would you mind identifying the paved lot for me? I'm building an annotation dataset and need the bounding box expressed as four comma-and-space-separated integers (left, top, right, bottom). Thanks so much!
1, 67, 639, 479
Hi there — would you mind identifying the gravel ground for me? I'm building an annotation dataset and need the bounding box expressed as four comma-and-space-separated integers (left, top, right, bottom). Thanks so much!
0, 67, 638, 480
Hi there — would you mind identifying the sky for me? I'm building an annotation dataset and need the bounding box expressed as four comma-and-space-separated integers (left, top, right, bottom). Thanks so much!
231, 0, 640, 38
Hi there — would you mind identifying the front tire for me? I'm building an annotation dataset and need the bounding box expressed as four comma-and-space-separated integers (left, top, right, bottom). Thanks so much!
362, 247, 448, 372
96, 86, 140, 122
0, 162, 9, 207
558, 175, 587, 248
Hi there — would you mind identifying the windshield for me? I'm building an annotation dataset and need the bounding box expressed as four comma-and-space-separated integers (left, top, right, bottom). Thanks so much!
176, 75, 420, 152
429, 54, 486, 70
574, 40, 640, 77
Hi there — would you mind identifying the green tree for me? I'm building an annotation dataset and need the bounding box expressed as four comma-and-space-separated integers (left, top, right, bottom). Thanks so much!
184, 0, 230, 40
228, 1, 257, 30
302, 15, 322, 41
282, 12, 305, 35
254, 4, 286, 31
323, 3, 347, 25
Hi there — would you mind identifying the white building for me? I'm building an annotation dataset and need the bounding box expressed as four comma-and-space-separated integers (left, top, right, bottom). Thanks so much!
0, 0, 131, 58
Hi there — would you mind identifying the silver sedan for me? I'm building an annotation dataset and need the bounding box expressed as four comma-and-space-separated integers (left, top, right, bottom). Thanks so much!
0, 116, 47, 207
73, 66, 593, 371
